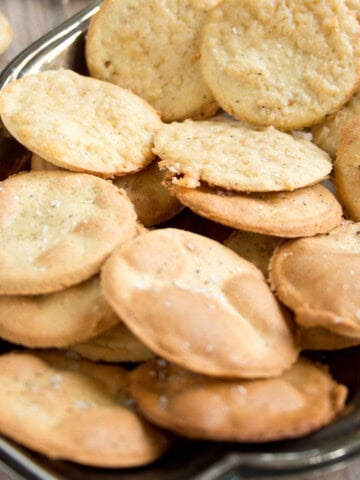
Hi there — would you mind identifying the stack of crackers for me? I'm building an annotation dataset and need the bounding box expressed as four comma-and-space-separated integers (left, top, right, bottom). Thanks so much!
0, 0, 359, 469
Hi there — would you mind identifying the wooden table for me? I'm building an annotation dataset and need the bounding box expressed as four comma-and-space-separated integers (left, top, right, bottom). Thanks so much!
0, 1, 359, 479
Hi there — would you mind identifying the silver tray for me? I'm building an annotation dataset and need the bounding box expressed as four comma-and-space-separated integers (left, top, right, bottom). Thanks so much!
0, 2, 360, 478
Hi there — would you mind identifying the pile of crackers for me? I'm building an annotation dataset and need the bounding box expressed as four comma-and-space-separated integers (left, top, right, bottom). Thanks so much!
0, 0, 359, 469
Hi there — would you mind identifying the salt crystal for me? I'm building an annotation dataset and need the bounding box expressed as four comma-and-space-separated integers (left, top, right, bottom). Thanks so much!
159, 396, 168, 409
50, 200, 61, 208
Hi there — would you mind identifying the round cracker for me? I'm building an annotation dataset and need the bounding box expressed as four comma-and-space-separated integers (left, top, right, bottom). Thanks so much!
101, 228, 298, 379
297, 326, 360, 351
155, 120, 332, 192
334, 117, 360, 221
346, 0, 360, 21
0, 171, 137, 295
200, 0, 360, 130
0, 277, 119, 348
0, 70, 162, 178
130, 358, 347, 442
269, 222, 360, 338
169, 182, 342, 237
86, 0, 219, 122
71, 322, 155, 363
0, 12, 12, 55
113, 161, 183, 226
312, 90, 360, 159
224, 231, 281, 276
0, 351, 171, 467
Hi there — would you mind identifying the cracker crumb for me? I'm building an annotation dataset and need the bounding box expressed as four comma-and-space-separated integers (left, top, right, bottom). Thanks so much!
158, 396, 168, 409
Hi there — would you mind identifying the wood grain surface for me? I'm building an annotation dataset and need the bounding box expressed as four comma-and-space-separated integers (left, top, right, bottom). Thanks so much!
0, 1, 359, 479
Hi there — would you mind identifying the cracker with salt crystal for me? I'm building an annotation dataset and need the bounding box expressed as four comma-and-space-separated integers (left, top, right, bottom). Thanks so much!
0, 351, 171, 467
101, 228, 298, 378
130, 358, 347, 442
0, 70, 162, 178
0, 171, 137, 295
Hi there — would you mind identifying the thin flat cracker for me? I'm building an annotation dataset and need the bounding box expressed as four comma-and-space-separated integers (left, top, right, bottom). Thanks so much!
0, 277, 119, 348
200, 0, 360, 130
101, 228, 298, 378
0, 171, 137, 295
169, 182, 342, 237
0, 352, 171, 467
86, 0, 219, 122
155, 120, 332, 192
269, 222, 360, 338
130, 358, 347, 442
334, 117, 360, 221
0, 70, 162, 178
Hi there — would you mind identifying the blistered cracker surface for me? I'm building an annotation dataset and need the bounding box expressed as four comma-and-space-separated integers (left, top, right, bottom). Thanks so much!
101, 228, 298, 378
86, 0, 219, 122
0, 352, 171, 467
334, 117, 360, 220
201, 0, 360, 130
0, 70, 162, 178
130, 358, 347, 442
0, 277, 120, 348
269, 222, 360, 338
155, 120, 332, 192
0, 171, 137, 295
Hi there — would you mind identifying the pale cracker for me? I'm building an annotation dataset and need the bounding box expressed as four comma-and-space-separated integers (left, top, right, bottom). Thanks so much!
0, 171, 137, 295
0, 277, 119, 348
101, 228, 298, 379
168, 182, 342, 237
0, 70, 162, 178
269, 222, 360, 338
155, 120, 332, 192
334, 117, 360, 221
224, 231, 281, 276
86, 0, 219, 122
200, 0, 360, 130
0, 351, 171, 467
71, 322, 155, 363
130, 358, 347, 442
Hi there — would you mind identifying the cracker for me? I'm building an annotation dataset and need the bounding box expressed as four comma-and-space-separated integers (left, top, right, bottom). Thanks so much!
130, 358, 347, 442
312, 90, 360, 158
200, 0, 360, 130
113, 161, 183, 226
86, 0, 219, 122
269, 222, 360, 338
297, 326, 360, 351
0, 70, 162, 178
31, 153, 62, 171
155, 120, 332, 192
101, 228, 298, 379
224, 231, 281, 276
0, 351, 171, 467
0, 11, 12, 55
334, 117, 360, 221
71, 322, 155, 362
0, 277, 119, 348
346, 0, 360, 20
0, 171, 137, 295
169, 182, 342, 237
